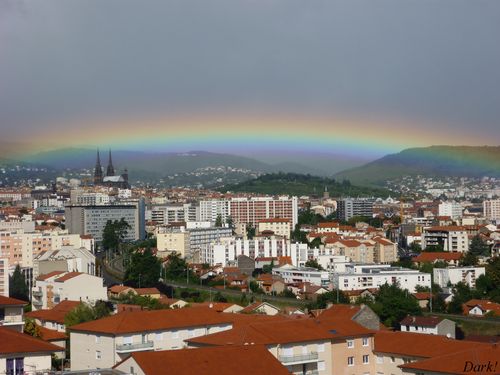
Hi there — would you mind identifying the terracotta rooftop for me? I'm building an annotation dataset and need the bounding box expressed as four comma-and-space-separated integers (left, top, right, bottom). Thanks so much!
413, 252, 463, 262
462, 299, 500, 315
26, 300, 81, 324
54, 272, 83, 282
70, 307, 233, 335
36, 270, 65, 281
0, 327, 63, 354
400, 344, 500, 374
38, 326, 67, 342
400, 315, 443, 327
134, 287, 161, 295
374, 331, 481, 358
114, 344, 290, 375
0, 295, 28, 306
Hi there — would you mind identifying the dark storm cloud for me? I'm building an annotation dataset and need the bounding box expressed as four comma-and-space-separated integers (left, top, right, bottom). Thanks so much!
1, 0, 499, 140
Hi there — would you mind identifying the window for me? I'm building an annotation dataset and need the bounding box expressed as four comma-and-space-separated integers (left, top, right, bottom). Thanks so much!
390, 356, 395, 363
347, 339, 354, 348
318, 361, 325, 371
123, 336, 133, 345
96, 351, 101, 360
362, 337, 369, 346
363, 355, 369, 364
348, 357, 354, 366
95, 335, 100, 344
317, 343, 325, 353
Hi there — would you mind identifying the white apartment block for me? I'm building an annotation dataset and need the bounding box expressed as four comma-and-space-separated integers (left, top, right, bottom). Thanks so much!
272, 264, 331, 288
0, 220, 35, 232
483, 199, 500, 221
332, 264, 431, 293
421, 226, 469, 252
199, 199, 230, 224
204, 237, 307, 266
33, 246, 96, 279
157, 225, 233, 260
69, 308, 234, 371
433, 266, 485, 289
149, 203, 199, 225
32, 271, 107, 310
438, 201, 463, 220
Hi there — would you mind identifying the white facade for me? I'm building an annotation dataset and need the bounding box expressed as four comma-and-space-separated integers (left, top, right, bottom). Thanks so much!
438, 201, 463, 220
272, 264, 331, 288
483, 199, 500, 221
199, 199, 230, 224
33, 246, 96, 279
421, 227, 469, 252
433, 266, 485, 288
205, 237, 307, 266
333, 264, 431, 293
0, 258, 7, 297
32, 272, 107, 310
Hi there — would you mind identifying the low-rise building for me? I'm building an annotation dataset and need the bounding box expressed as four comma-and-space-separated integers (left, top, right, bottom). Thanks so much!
272, 264, 331, 288
0, 296, 26, 332
257, 218, 292, 237
333, 264, 431, 293
399, 316, 456, 338
32, 271, 107, 310
0, 326, 62, 374
462, 299, 500, 317
69, 307, 235, 370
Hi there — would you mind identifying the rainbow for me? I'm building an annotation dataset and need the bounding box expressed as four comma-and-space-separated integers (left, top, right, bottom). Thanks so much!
26, 113, 495, 158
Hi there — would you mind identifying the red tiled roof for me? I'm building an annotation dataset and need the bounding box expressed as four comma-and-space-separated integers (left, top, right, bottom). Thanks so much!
462, 299, 500, 316
26, 300, 81, 324
70, 307, 233, 335
134, 287, 160, 295
109, 285, 133, 294
0, 295, 27, 306
400, 315, 443, 327
400, 344, 500, 374
38, 326, 67, 342
374, 331, 480, 358
37, 270, 65, 281
0, 327, 63, 354
412, 292, 434, 300
54, 272, 83, 282
114, 345, 291, 375
413, 252, 463, 262
426, 226, 466, 232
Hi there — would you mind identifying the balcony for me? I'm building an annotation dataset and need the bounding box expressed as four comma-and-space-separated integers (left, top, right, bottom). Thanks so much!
0, 315, 24, 326
279, 352, 319, 365
116, 341, 154, 353
32, 290, 43, 297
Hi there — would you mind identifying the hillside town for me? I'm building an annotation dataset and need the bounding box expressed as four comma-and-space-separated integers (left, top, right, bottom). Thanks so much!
0, 152, 499, 374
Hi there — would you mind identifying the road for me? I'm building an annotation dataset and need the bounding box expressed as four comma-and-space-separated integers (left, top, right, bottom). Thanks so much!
96, 252, 123, 286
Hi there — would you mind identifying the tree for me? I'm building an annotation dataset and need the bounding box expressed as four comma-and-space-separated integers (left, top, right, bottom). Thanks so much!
305, 259, 323, 270
24, 317, 42, 338
246, 225, 256, 240
262, 260, 275, 274
469, 235, 490, 257
368, 283, 421, 328
447, 282, 478, 314
9, 265, 29, 301
215, 214, 223, 227
64, 301, 113, 328
226, 216, 234, 230
102, 219, 131, 251
309, 237, 322, 249
124, 247, 162, 287
307, 290, 349, 310
460, 252, 478, 267
291, 224, 307, 243
213, 292, 227, 302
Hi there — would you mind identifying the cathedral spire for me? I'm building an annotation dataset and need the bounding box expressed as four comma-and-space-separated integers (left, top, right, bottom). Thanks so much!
106, 149, 115, 176
94, 148, 103, 185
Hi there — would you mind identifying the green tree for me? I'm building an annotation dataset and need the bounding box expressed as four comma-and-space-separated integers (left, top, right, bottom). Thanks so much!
124, 247, 161, 287
246, 225, 256, 240
213, 292, 227, 302
226, 216, 234, 230
215, 214, 223, 227
460, 252, 478, 267
262, 260, 275, 274
9, 265, 29, 301
102, 219, 131, 251
24, 317, 42, 338
368, 283, 421, 328
291, 224, 307, 243
447, 282, 477, 314
304, 259, 323, 270
469, 235, 490, 257
64, 301, 113, 328
309, 237, 322, 249
307, 290, 349, 310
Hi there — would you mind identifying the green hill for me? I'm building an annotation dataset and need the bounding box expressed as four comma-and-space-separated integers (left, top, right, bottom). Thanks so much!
334, 146, 500, 186
220, 173, 389, 197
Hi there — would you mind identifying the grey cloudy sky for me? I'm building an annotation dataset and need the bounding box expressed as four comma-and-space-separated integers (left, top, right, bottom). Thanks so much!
1, 0, 499, 145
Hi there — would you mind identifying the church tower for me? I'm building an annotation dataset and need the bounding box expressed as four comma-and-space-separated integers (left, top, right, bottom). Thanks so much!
94, 149, 103, 185
106, 149, 115, 177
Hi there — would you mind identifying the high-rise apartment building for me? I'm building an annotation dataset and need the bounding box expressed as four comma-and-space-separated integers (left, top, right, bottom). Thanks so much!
483, 199, 500, 221
336, 198, 375, 221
